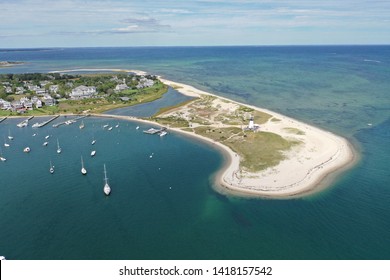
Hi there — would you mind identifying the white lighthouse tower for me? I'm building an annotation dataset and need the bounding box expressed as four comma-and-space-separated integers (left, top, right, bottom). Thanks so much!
248, 116, 254, 130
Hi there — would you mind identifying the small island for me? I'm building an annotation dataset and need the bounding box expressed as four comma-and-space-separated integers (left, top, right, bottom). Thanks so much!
0, 61, 24, 67
1, 69, 356, 198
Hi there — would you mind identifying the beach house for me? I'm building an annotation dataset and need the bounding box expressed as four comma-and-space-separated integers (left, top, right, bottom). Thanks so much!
70, 85, 97, 99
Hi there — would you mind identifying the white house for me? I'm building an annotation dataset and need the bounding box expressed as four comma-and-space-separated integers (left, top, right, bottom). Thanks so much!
70, 85, 97, 99
43, 95, 55, 106
49, 85, 59, 93
115, 84, 129, 92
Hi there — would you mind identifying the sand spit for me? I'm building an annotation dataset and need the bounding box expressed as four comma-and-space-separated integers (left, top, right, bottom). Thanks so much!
47, 68, 356, 198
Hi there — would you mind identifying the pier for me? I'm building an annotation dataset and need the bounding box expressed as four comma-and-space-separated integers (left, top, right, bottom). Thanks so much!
32, 115, 60, 128
0, 116, 7, 123
143, 127, 167, 135
52, 115, 89, 128
16, 116, 34, 127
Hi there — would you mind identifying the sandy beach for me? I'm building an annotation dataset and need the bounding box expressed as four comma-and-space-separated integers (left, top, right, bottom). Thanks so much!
47, 68, 356, 198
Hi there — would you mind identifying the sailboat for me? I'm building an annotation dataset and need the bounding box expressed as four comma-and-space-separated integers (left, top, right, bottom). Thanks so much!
91, 135, 96, 145
4, 137, 10, 147
103, 164, 111, 196
0, 148, 6, 162
8, 129, 13, 140
81, 156, 87, 175
49, 160, 54, 174
79, 121, 85, 129
56, 139, 61, 154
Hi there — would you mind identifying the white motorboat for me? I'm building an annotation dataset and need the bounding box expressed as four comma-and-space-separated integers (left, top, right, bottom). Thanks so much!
81, 156, 87, 175
103, 164, 111, 196
91, 139, 96, 145
43, 141, 49, 146
45, 135, 50, 139
23, 147, 31, 153
108, 126, 113, 131
159, 131, 167, 137
79, 121, 85, 129
91, 150, 96, 157
136, 126, 140, 130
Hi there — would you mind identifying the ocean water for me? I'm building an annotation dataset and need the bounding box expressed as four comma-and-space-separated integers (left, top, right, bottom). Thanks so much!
0, 46, 389, 259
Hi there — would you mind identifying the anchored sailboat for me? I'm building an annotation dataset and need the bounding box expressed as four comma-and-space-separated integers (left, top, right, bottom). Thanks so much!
103, 164, 111, 196
0, 148, 6, 162
49, 160, 54, 174
56, 139, 61, 154
81, 156, 87, 175
3, 137, 10, 147
79, 121, 85, 129
8, 129, 13, 140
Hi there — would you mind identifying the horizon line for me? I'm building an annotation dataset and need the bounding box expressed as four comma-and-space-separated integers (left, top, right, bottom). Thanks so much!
1, 43, 390, 50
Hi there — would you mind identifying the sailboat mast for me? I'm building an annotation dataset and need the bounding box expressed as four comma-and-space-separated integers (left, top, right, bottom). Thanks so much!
104, 164, 108, 183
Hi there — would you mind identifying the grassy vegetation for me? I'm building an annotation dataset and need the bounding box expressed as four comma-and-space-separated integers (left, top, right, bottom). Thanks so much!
283, 127, 305, 135
193, 126, 300, 172
151, 116, 189, 128
153, 98, 197, 117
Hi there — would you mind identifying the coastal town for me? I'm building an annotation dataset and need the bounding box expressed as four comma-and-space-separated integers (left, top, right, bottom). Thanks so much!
0, 72, 162, 114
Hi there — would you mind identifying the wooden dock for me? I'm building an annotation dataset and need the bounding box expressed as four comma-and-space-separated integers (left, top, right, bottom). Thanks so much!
52, 115, 89, 128
32, 115, 60, 128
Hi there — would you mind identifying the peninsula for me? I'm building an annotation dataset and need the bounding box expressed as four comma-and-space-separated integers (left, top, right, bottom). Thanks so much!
1, 69, 355, 198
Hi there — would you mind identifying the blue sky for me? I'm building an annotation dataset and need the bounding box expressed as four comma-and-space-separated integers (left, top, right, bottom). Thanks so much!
1, 0, 389, 48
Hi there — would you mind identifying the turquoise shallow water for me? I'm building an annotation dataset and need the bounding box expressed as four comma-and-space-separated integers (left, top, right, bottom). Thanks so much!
0, 46, 389, 259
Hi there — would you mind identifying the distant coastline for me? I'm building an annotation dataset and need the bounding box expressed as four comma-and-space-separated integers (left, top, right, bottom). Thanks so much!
7, 68, 357, 198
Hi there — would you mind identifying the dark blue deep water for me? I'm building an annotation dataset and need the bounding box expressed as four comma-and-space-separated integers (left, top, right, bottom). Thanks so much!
0, 46, 389, 259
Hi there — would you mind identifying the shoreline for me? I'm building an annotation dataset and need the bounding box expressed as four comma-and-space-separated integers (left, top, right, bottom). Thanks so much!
22, 68, 357, 198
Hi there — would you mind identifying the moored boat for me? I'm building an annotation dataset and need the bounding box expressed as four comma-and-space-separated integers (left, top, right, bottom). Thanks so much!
81, 156, 87, 175
103, 164, 111, 195
91, 150, 96, 157
56, 139, 61, 154
23, 147, 31, 153
8, 129, 13, 140
49, 161, 54, 174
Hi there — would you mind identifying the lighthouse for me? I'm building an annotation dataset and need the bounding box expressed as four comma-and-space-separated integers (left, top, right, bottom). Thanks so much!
248, 116, 254, 130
